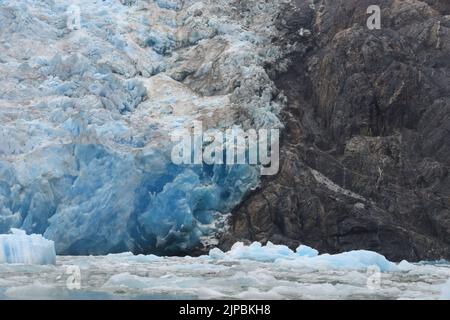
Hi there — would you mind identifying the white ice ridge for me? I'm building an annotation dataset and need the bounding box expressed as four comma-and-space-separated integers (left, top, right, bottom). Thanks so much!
0, 229, 56, 265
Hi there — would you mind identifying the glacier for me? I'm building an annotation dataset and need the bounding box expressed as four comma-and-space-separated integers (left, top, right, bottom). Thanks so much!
0, 0, 289, 255
0, 229, 56, 265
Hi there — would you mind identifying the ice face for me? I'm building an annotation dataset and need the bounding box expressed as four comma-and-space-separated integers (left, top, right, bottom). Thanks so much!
0, 0, 288, 255
0, 229, 56, 265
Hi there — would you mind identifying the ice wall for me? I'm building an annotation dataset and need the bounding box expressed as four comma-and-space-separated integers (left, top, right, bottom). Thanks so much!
0, 0, 289, 255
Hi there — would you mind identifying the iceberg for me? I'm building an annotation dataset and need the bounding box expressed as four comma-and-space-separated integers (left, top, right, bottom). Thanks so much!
308, 251, 398, 272
212, 242, 297, 262
209, 242, 398, 272
0, 229, 56, 265
296, 245, 319, 258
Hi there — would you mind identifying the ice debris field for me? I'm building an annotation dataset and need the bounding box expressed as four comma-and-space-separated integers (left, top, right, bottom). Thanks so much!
0, 236, 450, 300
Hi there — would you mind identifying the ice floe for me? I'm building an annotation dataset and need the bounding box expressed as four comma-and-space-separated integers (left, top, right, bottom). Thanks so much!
0, 0, 290, 255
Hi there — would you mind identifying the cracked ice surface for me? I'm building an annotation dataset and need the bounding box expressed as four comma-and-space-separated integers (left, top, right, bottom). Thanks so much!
0, 0, 287, 255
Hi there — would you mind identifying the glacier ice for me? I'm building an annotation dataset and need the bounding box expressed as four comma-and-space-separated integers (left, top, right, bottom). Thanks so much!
209, 242, 398, 272
210, 242, 298, 263
0, 229, 56, 265
296, 245, 319, 258
305, 251, 398, 272
0, 0, 289, 255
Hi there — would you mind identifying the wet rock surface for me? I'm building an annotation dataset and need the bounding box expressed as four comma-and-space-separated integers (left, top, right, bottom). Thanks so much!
221, 0, 450, 262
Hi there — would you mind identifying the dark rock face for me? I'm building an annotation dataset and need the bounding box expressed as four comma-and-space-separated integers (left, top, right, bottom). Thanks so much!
220, 0, 450, 262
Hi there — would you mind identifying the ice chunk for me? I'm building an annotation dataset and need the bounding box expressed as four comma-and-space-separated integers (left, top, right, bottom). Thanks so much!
0, 0, 285, 257
208, 247, 226, 260
310, 251, 398, 272
223, 242, 296, 262
296, 245, 319, 257
398, 260, 415, 271
0, 229, 56, 265
210, 242, 398, 272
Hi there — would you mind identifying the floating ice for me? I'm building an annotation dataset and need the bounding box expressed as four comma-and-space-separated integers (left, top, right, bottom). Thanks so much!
212, 242, 296, 262
209, 242, 398, 272
0, 242, 449, 299
307, 250, 398, 272
0, 229, 56, 265
398, 260, 415, 271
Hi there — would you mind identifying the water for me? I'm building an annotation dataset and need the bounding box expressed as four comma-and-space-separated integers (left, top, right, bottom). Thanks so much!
1, 254, 449, 300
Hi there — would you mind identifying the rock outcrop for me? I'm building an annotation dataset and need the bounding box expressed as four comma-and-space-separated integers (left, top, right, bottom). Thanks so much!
221, 0, 450, 262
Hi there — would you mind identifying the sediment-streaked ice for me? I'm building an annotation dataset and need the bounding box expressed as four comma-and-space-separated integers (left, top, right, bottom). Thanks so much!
0, 229, 56, 265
